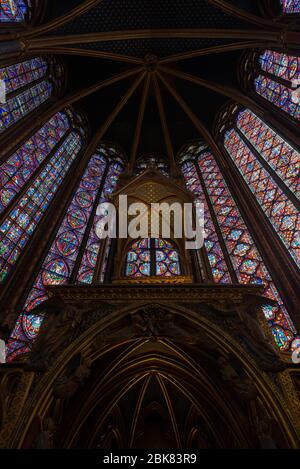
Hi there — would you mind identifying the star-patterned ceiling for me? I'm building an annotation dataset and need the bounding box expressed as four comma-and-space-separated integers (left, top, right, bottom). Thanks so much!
35, 0, 279, 164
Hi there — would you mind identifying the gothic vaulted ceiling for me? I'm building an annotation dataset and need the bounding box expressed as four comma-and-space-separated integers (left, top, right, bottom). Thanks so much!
34, 1, 274, 162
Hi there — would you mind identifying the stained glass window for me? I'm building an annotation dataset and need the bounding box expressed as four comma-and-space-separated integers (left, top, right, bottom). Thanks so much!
0, 0, 28, 22
0, 131, 82, 284
182, 161, 231, 284
155, 239, 181, 276
6, 145, 124, 360
126, 238, 151, 277
180, 143, 298, 351
77, 150, 124, 285
236, 109, 300, 200
0, 58, 54, 133
125, 238, 181, 278
224, 129, 300, 268
0, 112, 70, 213
259, 50, 300, 82
255, 51, 300, 120
280, 0, 300, 13
0, 58, 48, 94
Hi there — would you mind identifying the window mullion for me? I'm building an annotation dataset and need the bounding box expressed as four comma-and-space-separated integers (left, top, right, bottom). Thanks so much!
0, 127, 73, 226
70, 161, 110, 283
194, 160, 238, 284
235, 126, 300, 210
150, 238, 156, 276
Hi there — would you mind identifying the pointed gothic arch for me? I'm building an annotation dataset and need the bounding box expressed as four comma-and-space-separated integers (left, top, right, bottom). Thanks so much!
0, 0, 299, 451
5, 142, 125, 361
5, 300, 299, 449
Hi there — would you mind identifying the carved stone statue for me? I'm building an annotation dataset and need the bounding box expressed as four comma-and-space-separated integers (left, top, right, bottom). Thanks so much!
217, 354, 257, 401
26, 298, 84, 371
92, 304, 216, 353
53, 357, 92, 400
255, 415, 277, 449
131, 306, 208, 346
235, 302, 285, 372
0, 308, 18, 340
131, 307, 173, 338
34, 417, 56, 449
97, 424, 113, 448
0, 377, 7, 430
207, 293, 284, 371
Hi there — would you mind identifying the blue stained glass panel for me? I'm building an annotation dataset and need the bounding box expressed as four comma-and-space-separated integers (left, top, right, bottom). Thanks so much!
0, 0, 28, 22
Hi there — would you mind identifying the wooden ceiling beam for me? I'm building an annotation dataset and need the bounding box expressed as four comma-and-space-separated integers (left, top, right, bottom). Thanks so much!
153, 73, 177, 176
0, 66, 144, 161
157, 71, 227, 167
159, 41, 274, 64
160, 65, 300, 163
27, 29, 282, 50
156, 374, 182, 449
20, 0, 107, 38
84, 71, 146, 158
129, 72, 151, 173
158, 65, 264, 116
128, 375, 151, 448
206, 0, 285, 29
30, 47, 144, 64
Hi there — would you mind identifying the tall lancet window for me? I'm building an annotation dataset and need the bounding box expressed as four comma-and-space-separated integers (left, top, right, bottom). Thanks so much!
0, 111, 71, 214
0, 57, 61, 134
280, 0, 300, 13
6, 144, 124, 361
236, 109, 300, 199
223, 110, 299, 269
0, 108, 85, 284
0, 0, 29, 23
180, 144, 231, 285
180, 143, 298, 351
254, 50, 300, 120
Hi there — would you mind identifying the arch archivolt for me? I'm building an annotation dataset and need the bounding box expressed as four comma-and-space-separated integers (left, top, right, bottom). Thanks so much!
6, 300, 300, 448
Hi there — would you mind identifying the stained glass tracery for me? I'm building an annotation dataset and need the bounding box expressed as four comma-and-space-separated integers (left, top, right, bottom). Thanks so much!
0, 0, 28, 22
6, 145, 124, 361
0, 58, 55, 133
280, 0, 300, 13
0, 111, 70, 213
0, 131, 82, 284
0, 58, 48, 94
181, 160, 231, 284
180, 143, 298, 351
125, 238, 181, 278
224, 129, 300, 268
155, 238, 181, 276
77, 151, 124, 285
255, 50, 300, 120
259, 50, 300, 82
126, 238, 151, 277
236, 109, 300, 200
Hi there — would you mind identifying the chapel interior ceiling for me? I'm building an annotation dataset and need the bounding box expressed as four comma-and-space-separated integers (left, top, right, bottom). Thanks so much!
33, 0, 278, 162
